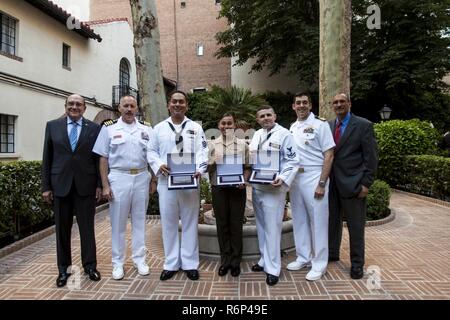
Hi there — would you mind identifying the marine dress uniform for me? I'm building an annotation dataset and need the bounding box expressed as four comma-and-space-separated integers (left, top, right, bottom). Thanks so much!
93, 117, 153, 274
289, 112, 335, 277
208, 135, 250, 274
249, 123, 299, 280
147, 116, 208, 273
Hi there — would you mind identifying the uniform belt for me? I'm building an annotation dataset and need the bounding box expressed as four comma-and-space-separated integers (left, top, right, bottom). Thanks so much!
298, 166, 322, 173
111, 168, 147, 175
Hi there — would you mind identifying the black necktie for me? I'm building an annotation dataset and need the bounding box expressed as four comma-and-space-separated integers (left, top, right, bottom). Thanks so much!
168, 121, 187, 153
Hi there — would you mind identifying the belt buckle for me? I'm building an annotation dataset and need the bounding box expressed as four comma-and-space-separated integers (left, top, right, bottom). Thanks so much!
298, 168, 305, 173
129, 168, 139, 175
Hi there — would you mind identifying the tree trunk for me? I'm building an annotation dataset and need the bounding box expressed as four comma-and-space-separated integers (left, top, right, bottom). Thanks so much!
319, 0, 351, 120
130, 0, 167, 124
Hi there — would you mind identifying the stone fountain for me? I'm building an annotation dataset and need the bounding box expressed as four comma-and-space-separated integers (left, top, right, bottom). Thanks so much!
197, 186, 295, 260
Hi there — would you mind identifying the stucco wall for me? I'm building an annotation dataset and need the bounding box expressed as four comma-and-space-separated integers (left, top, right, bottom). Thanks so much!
231, 57, 299, 94
0, 0, 137, 160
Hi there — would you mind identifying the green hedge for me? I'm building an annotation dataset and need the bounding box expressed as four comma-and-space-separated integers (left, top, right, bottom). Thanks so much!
0, 161, 53, 240
374, 119, 441, 186
401, 155, 450, 201
366, 180, 391, 221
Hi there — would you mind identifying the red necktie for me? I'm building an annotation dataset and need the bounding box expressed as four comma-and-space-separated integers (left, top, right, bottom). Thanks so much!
334, 121, 342, 144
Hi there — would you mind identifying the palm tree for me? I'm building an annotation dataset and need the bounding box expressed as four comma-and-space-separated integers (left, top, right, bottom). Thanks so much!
204, 85, 266, 129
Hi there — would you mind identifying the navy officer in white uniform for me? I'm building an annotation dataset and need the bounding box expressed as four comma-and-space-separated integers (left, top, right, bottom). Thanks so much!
93, 95, 154, 280
147, 90, 208, 281
249, 105, 300, 286
287, 92, 335, 281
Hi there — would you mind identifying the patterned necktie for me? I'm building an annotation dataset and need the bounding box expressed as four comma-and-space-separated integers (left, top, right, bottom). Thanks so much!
168, 121, 187, 154
69, 122, 79, 151
334, 121, 342, 145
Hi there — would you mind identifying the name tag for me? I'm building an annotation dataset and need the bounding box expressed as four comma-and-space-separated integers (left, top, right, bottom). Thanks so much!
113, 135, 122, 139
269, 142, 281, 150
141, 131, 149, 141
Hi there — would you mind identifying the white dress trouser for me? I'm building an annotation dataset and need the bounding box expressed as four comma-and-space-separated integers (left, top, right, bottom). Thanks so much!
290, 168, 329, 273
252, 186, 287, 276
109, 170, 150, 268
157, 183, 200, 271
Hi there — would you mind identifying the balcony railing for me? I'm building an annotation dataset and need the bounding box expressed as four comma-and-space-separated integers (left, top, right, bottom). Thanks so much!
112, 85, 139, 109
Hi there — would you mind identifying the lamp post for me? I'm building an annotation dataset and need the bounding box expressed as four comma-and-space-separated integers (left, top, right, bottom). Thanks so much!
379, 105, 392, 121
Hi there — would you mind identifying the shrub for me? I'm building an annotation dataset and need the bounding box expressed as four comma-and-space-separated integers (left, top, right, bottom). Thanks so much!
0, 161, 53, 242
374, 119, 441, 186
366, 180, 391, 221
200, 177, 212, 204
188, 86, 265, 130
402, 155, 450, 201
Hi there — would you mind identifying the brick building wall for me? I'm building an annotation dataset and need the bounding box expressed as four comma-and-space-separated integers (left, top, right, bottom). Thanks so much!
90, 0, 231, 92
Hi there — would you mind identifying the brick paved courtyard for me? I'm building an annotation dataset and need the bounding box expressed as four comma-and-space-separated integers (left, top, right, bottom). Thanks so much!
0, 190, 449, 300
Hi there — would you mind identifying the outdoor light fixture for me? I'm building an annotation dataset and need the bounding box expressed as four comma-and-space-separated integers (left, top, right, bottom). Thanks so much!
379, 105, 392, 120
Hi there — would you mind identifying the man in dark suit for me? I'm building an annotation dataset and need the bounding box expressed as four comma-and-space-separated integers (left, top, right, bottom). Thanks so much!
328, 93, 378, 279
42, 94, 102, 287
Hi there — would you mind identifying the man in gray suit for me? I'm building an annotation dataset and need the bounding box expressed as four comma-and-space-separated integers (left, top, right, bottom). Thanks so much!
328, 93, 378, 279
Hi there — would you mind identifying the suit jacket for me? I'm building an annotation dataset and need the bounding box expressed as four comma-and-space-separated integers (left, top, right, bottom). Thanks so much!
329, 114, 378, 198
41, 116, 101, 197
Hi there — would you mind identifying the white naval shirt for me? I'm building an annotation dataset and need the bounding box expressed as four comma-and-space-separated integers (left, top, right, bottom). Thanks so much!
147, 117, 209, 180
249, 123, 300, 189
289, 112, 335, 167
92, 117, 154, 170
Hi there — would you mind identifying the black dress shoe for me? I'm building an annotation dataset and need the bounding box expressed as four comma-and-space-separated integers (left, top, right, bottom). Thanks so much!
218, 265, 230, 276
160, 270, 177, 281
251, 264, 264, 272
185, 269, 199, 281
266, 274, 279, 286
85, 268, 101, 281
350, 266, 364, 279
230, 266, 241, 277
56, 272, 71, 287
328, 256, 340, 262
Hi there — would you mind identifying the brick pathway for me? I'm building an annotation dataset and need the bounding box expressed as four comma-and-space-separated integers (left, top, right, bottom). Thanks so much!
0, 191, 449, 300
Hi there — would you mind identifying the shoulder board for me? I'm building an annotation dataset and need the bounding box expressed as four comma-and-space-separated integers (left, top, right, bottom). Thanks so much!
103, 119, 118, 127
315, 116, 327, 122
139, 120, 152, 127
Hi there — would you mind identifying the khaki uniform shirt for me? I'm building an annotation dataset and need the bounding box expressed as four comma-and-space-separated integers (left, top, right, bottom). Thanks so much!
207, 135, 250, 186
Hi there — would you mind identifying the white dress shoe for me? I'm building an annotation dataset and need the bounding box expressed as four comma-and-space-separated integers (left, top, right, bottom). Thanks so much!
286, 260, 311, 271
134, 262, 150, 276
306, 269, 325, 281
112, 266, 124, 280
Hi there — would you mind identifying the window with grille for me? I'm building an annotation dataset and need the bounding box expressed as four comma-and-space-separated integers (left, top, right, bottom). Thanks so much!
0, 12, 17, 56
0, 114, 16, 153
62, 43, 71, 68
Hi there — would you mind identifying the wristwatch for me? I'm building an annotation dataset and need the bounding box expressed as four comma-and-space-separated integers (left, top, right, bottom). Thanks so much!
318, 180, 326, 188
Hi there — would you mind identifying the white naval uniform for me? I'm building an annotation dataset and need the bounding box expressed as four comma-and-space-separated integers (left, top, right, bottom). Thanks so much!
147, 117, 208, 271
249, 123, 300, 276
289, 112, 335, 274
93, 117, 153, 268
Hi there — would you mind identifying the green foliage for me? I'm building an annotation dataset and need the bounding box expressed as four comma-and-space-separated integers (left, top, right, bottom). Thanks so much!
147, 192, 160, 215
374, 119, 440, 185
367, 180, 391, 221
186, 90, 213, 127
200, 178, 212, 204
217, 0, 450, 128
402, 155, 450, 200
0, 161, 53, 239
261, 91, 297, 129
187, 86, 266, 130
217, 0, 319, 93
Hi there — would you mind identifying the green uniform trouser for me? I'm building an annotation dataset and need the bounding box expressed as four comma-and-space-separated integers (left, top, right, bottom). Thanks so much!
212, 186, 246, 268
